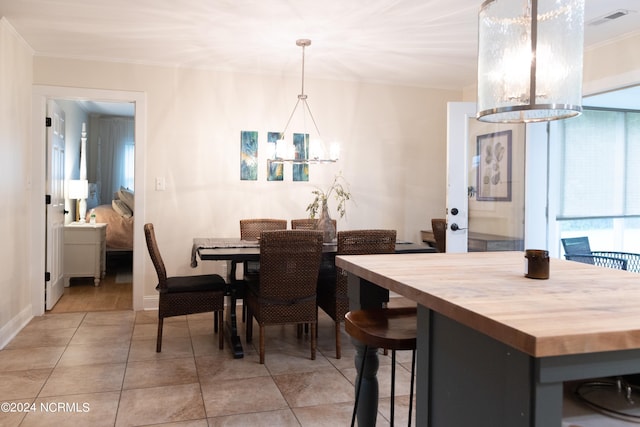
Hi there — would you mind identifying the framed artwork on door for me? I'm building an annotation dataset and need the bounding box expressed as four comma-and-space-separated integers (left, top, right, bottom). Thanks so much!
476, 130, 512, 201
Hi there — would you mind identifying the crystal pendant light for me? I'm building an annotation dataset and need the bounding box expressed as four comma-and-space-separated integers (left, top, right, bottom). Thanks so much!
477, 0, 585, 123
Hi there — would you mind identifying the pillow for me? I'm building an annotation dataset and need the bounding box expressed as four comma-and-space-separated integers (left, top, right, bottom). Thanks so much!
112, 199, 133, 218
118, 187, 134, 214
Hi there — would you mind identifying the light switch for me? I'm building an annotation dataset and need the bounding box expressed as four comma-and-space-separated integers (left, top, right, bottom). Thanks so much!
155, 177, 166, 191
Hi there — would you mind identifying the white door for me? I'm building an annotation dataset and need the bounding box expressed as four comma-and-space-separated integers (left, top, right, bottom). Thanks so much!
45, 100, 66, 310
446, 102, 526, 253
446, 102, 475, 253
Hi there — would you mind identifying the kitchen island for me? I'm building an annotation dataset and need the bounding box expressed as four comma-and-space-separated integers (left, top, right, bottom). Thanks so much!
336, 251, 640, 426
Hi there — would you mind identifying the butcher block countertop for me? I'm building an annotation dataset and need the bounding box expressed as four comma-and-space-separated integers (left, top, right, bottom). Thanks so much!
335, 251, 640, 358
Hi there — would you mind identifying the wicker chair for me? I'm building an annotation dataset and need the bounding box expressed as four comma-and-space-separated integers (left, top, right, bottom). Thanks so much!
317, 229, 397, 359
245, 230, 323, 364
431, 218, 447, 253
565, 254, 628, 270
144, 223, 226, 352
236, 219, 287, 320
240, 218, 288, 240
291, 218, 336, 231
239, 218, 287, 276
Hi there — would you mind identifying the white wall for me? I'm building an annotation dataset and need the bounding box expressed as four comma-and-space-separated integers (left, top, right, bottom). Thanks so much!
0, 18, 34, 348
32, 57, 459, 303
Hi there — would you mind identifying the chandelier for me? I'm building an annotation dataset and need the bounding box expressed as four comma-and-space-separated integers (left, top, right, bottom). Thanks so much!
476, 0, 585, 123
269, 39, 340, 164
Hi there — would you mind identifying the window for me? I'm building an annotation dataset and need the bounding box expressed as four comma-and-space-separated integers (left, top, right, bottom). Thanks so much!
122, 142, 135, 191
557, 109, 640, 252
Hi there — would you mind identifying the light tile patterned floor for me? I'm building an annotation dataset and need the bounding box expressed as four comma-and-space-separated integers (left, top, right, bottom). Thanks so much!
0, 304, 416, 427
1, 301, 635, 426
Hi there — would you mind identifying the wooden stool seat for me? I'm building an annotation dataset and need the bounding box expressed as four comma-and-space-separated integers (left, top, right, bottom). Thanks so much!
345, 306, 417, 426
345, 307, 417, 351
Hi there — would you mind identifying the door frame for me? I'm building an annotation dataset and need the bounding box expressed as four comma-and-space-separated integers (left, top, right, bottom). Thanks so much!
30, 85, 147, 315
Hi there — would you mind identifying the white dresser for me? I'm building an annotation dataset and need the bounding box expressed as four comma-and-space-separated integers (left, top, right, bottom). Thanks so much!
64, 222, 107, 286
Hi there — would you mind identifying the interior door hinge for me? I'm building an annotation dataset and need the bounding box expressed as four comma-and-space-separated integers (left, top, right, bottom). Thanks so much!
45, 271, 51, 282
45, 194, 51, 205
45, 117, 52, 127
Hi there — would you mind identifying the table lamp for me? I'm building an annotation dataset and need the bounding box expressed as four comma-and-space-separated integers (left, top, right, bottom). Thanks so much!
68, 179, 89, 223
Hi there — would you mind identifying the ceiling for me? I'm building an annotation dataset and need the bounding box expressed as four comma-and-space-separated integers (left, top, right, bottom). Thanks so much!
2, 0, 639, 111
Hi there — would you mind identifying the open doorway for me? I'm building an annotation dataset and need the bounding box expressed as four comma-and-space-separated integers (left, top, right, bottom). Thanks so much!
30, 85, 147, 316
50, 100, 136, 313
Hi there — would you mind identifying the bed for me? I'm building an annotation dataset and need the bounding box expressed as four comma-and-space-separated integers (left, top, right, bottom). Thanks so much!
86, 186, 134, 251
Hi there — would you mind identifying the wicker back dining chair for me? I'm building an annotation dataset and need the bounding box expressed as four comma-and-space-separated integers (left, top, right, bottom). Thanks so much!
235, 219, 288, 321
144, 223, 227, 352
240, 218, 288, 241
291, 218, 337, 231
245, 230, 324, 364
317, 229, 397, 359
431, 218, 447, 253
238, 218, 287, 278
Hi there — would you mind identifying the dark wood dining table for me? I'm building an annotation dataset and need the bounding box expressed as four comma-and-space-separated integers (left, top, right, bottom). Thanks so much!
191, 237, 435, 358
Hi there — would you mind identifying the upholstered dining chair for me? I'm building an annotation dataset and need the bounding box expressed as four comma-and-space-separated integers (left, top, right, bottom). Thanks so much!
431, 218, 447, 253
144, 223, 226, 352
317, 229, 397, 359
245, 230, 324, 364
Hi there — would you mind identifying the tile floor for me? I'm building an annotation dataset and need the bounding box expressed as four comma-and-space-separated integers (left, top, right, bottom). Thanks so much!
2, 301, 636, 427
0, 303, 416, 427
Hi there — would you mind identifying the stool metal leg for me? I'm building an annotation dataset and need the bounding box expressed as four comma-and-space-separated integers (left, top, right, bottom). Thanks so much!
391, 350, 396, 427
408, 349, 415, 427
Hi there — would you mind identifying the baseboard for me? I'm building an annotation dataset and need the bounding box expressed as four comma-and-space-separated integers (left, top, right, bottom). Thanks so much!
0, 305, 33, 349
143, 294, 159, 311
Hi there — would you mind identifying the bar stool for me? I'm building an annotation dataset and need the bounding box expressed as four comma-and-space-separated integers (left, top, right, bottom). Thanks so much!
345, 306, 417, 426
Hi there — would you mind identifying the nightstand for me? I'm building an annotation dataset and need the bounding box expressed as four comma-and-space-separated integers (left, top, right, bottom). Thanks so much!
64, 222, 107, 286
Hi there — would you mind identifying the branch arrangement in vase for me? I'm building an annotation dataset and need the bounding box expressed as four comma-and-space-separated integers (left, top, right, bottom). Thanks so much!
306, 173, 352, 219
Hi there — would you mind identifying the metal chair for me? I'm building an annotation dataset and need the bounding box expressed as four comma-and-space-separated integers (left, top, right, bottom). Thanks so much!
317, 229, 396, 359
587, 251, 640, 273
561, 236, 591, 255
565, 254, 628, 270
144, 223, 226, 352
245, 230, 323, 364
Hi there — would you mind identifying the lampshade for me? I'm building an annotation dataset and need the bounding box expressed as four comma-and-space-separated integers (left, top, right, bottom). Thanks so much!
476, 0, 585, 123
68, 179, 88, 199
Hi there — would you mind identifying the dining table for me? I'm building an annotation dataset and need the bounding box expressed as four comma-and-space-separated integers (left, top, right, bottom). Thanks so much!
335, 250, 640, 426
191, 237, 435, 358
